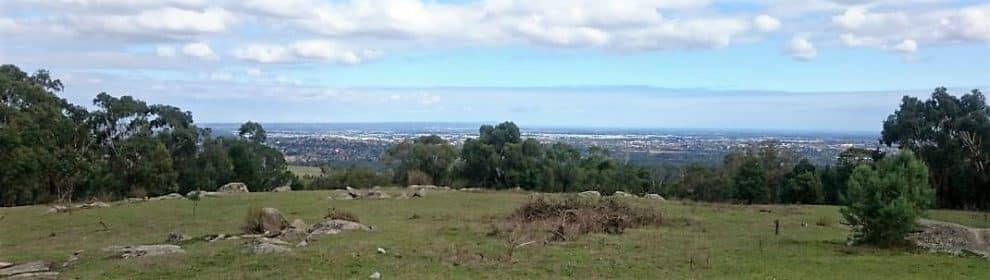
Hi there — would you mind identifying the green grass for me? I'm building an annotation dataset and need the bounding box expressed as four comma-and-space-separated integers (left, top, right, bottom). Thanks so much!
1, 190, 987, 279
287, 165, 323, 177
928, 209, 990, 228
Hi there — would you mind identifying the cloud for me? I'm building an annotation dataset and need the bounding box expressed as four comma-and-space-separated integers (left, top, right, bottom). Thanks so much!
891, 38, 917, 53
786, 36, 818, 61
234, 40, 380, 65
753, 14, 781, 32
64, 6, 237, 39
181, 42, 216, 59
246, 68, 262, 76
156, 45, 177, 57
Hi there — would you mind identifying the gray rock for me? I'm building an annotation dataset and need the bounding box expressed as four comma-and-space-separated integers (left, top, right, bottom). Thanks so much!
412, 188, 427, 198
644, 194, 666, 200
290, 219, 307, 231
0, 262, 49, 277
345, 186, 362, 198
218, 182, 250, 193
578, 191, 601, 198
365, 190, 391, 199
612, 191, 635, 198
272, 186, 292, 192
0, 262, 12, 269
149, 193, 185, 201
249, 207, 289, 234
459, 188, 485, 193
3, 271, 59, 280
166, 232, 190, 244
309, 219, 372, 235
249, 238, 291, 254
369, 271, 381, 280
105, 245, 185, 258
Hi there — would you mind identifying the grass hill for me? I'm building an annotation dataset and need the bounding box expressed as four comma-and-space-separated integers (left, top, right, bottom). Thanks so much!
1, 189, 987, 279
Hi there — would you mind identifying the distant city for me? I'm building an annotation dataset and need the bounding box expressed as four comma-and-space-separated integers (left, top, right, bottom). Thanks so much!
203, 123, 883, 167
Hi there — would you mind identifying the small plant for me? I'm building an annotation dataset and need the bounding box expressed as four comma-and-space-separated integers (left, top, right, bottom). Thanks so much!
187, 190, 202, 216
324, 208, 360, 222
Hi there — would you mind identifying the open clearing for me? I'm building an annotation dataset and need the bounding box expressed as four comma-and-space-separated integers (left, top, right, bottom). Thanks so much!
1, 189, 988, 279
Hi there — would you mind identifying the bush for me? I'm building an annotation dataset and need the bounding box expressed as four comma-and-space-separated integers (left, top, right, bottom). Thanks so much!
499, 196, 665, 242
324, 208, 360, 222
840, 151, 934, 245
406, 170, 433, 186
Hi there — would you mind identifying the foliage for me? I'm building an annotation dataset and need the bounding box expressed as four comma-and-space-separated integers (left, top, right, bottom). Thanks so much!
0, 64, 296, 206
881, 87, 990, 209
324, 208, 360, 223
841, 151, 934, 245
733, 156, 769, 204
783, 159, 824, 204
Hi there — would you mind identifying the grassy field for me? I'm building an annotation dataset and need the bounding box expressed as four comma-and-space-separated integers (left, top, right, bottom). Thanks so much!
1, 189, 987, 279
928, 209, 990, 228
288, 165, 323, 177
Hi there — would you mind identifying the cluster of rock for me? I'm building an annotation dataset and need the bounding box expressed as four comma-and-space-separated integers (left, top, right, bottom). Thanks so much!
0, 262, 58, 280
329, 185, 450, 200
241, 207, 373, 254
44, 201, 111, 214
909, 219, 990, 259
576, 190, 665, 200
104, 245, 186, 259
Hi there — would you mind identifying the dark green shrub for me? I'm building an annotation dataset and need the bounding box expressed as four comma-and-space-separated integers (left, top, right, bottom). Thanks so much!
840, 151, 933, 245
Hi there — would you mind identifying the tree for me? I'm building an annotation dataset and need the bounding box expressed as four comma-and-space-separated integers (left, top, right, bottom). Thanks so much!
785, 172, 824, 204
383, 135, 458, 186
841, 150, 934, 245
733, 156, 768, 204
238, 121, 267, 143
881, 87, 990, 209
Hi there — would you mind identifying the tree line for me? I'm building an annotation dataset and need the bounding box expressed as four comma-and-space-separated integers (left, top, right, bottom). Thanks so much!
0, 65, 297, 206
305, 122, 653, 194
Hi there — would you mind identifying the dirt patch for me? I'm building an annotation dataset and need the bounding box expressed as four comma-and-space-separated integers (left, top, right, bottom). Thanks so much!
909, 219, 990, 259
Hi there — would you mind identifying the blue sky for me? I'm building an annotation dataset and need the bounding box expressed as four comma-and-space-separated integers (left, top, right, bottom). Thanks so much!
1, 0, 988, 132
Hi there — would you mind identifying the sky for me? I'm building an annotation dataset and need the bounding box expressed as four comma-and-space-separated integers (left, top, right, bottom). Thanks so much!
1, 0, 988, 132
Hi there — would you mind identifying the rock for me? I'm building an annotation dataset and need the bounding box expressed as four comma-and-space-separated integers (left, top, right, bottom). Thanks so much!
0, 262, 49, 277
61, 251, 82, 268
249, 238, 291, 254
166, 232, 190, 244
290, 219, 307, 231
644, 194, 666, 200
77, 201, 110, 209
369, 271, 381, 280
345, 186, 362, 198
105, 245, 185, 258
123, 197, 147, 203
412, 188, 427, 198
395, 192, 410, 199
612, 191, 635, 198
3, 271, 59, 280
909, 219, 990, 258
0, 262, 12, 269
309, 219, 372, 235
149, 193, 185, 201
377, 247, 387, 254
272, 185, 292, 192
296, 240, 309, 247
218, 182, 250, 193
365, 190, 391, 199
459, 188, 485, 192
329, 194, 353, 200
44, 205, 70, 214
578, 191, 601, 198
250, 207, 289, 234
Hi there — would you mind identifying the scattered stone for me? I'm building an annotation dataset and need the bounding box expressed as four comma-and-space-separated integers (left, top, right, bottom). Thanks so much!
309, 219, 372, 235
612, 191, 635, 198
395, 192, 411, 199
578, 191, 601, 198
459, 188, 485, 193
369, 271, 381, 280
203, 234, 228, 242
123, 197, 147, 203
3, 271, 60, 280
218, 182, 250, 193
0, 262, 49, 277
149, 193, 185, 201
296, 239, 309, 247
44, 205, 69, 214
272, 186, 292, 192
248, 207, 289, 234
377, 247, 387, 254
909, 219, 990, 258
0, 262, 12, 269
78, 201, 110, 209
644, 194, 665, 200
104, 245, 185, 258
365, 190, 391, 199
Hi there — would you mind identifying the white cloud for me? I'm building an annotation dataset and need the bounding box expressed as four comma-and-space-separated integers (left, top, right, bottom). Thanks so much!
64, 6, 236, 39
753, 14, 781, 32
156, 45, 177, 57
891, 38, 917, 53
246, 68, 262, 76
234, 40, 380, 65
181, 42, 216, 60
839, 33, 883, 47
786, 36, 818, 61
207, 72, 232, 81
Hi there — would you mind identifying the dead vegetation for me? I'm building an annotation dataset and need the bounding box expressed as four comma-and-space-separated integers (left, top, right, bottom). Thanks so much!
492, 196, 669, 244
324, 208, 361, 223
